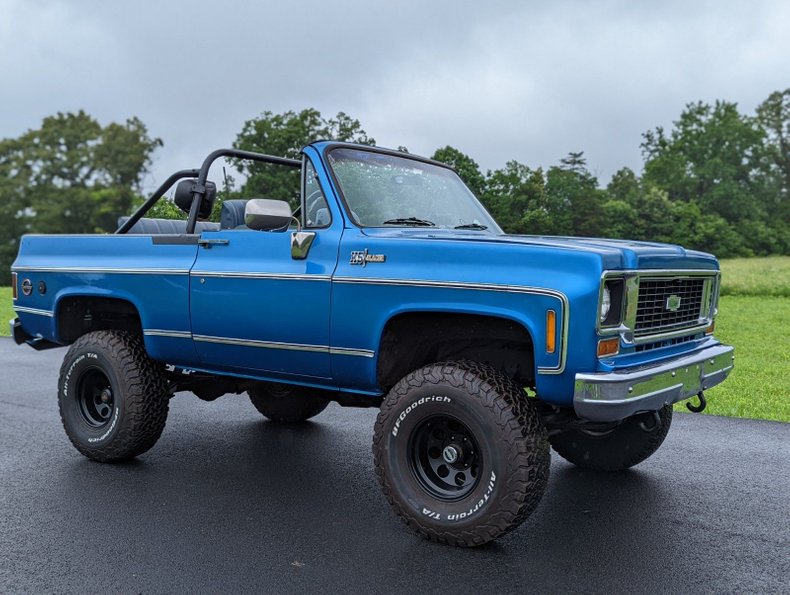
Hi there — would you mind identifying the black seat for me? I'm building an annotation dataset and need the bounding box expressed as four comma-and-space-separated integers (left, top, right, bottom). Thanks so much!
117, 217, 220, 235
220, 200, 249, 229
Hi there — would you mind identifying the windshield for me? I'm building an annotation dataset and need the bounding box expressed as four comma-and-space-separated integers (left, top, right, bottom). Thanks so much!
327, 148, 502, 232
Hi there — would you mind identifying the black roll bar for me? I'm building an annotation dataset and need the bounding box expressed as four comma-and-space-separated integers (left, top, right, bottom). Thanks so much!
186, 149, 300, 234
116, 169, 200, 233
115, 148, 300, 235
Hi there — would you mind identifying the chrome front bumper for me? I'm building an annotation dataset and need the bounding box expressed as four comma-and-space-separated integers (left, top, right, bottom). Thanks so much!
573, 344, 735, 422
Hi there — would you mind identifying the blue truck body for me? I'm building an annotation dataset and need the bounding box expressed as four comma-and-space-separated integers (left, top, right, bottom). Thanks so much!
10, 141, 734, 420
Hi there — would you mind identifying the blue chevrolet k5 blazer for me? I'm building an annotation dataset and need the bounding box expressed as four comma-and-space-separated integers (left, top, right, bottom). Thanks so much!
10, 142, 734, 546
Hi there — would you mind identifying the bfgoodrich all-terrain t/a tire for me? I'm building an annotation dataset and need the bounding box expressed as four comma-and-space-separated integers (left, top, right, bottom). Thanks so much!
373, 361, 550, 547
58, 330, 170, 462
549, 405, 673, 471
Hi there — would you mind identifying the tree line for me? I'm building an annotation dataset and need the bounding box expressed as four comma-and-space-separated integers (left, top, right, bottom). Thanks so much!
1, 90, 788, 284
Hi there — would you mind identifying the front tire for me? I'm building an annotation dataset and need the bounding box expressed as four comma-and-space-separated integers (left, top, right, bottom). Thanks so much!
58, 330, 170, 462
248, 383, 329, 423
549, 405, 673, 471
373, 361, 550, 547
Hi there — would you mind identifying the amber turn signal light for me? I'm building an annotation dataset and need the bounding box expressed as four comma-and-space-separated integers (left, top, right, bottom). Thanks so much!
597, 337, 619, 358
705, 322, 715, 335
11, 272, 17, 300
546, 310, 556, 354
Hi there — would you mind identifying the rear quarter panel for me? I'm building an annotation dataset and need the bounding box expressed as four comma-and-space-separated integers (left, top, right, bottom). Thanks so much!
12, 235, 200, 364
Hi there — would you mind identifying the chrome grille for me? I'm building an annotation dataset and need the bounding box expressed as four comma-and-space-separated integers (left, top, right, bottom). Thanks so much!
635, 277, 706, 336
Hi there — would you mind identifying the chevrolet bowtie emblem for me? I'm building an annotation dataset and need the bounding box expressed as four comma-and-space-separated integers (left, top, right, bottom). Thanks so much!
666, 295, 682, 311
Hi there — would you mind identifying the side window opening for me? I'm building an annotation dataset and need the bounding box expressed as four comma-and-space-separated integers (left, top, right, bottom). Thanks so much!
303, 160, 331, 229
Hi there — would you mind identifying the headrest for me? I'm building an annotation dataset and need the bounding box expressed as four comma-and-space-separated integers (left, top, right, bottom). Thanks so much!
220, 200, 249, 229
174, 179, 217, 219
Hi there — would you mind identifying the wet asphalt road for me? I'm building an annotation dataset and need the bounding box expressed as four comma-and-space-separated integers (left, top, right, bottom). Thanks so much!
0, 338, 788, 594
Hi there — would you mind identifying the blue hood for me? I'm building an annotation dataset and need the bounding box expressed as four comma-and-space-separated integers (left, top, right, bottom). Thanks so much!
360, 229, 719, 271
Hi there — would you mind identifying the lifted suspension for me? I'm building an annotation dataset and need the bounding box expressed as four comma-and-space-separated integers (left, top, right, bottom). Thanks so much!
538, 404, 623, 437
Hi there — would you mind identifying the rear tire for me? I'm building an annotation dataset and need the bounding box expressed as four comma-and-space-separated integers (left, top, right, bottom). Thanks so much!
373, 361, 550, 547
248, 383, 329, 423
549, 405, 673, 471
58, 330, 170, 462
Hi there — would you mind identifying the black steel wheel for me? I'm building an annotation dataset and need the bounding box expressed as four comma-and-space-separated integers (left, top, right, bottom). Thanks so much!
248, 382, 329, 423
549, 405, 673, 471
373, 361, 550, 547
58, 330, 170, 462
76, 368, 115, 428
409, 415, 482, 501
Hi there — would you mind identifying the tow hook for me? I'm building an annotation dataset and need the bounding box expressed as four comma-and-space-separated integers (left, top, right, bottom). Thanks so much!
638, 410, 662, 432
686, 391, 707, 413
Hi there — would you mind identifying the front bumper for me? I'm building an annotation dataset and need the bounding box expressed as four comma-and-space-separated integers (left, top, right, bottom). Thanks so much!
573, 343, 735, 422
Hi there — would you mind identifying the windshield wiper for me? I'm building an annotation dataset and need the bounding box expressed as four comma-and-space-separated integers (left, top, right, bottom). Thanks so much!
454, 223, 488, 230
382, 217, 435, 227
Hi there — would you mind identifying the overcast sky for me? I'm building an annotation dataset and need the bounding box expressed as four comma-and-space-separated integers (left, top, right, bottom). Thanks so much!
1, 0, 788, 192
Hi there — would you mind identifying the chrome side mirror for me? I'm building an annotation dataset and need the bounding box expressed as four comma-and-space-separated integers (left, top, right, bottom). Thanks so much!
245, 199, 292, 231
291, 231, 316, 260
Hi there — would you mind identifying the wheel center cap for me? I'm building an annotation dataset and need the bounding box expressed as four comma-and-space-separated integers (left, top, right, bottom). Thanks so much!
100, 389, 111, 404
442, 445, 460, 464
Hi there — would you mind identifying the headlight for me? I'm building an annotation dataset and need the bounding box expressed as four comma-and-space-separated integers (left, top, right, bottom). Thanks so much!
599, 278, 624, 327
600, 286, 611, 322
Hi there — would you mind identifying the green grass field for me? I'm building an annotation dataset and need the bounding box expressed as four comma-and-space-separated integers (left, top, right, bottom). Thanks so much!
0, 287, 11, 333
1, 257, 788, 421
680, 294, 789, 422
673, 256, 789, 422
719, 255, 790, 297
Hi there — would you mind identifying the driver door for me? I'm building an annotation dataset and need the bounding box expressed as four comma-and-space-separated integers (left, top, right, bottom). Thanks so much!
188, 157, 340, 380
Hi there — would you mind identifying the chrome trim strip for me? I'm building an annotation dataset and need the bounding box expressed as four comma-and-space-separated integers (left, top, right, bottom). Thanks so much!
332, 276, 569, 374
143, 329, 192, 339
193, 334, 326, 353
329, 347, 376, 358
192, 334, 374, 358
632, 322, 712, 345
190, 271, 331, 281
13, 306, 54, 317
604, 269, 720, 277
12, 266, 190, 276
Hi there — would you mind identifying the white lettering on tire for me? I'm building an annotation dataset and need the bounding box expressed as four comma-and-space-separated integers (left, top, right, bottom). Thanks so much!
88, 407, 119, 443
63, 354, 85, 396
63, 352, 99, 397
447, 471, 497, 521
64, 352, 116, 443
392, 395, 452, 437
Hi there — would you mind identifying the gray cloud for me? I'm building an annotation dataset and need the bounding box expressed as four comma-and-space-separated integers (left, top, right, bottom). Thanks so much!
1, 0, 788, 191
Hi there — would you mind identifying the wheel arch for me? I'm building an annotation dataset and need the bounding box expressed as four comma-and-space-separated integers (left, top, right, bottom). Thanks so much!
375, 306, 538, 391
54, 287, 146, 344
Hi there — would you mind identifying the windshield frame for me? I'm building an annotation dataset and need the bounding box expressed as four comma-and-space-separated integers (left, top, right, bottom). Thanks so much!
322, 143, 503, 233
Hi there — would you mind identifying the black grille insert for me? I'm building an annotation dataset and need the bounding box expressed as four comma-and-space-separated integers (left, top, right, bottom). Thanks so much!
635, 278, 706, 335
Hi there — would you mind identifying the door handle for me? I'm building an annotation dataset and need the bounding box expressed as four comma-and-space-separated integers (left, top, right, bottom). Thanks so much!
198, 238, 230, 248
